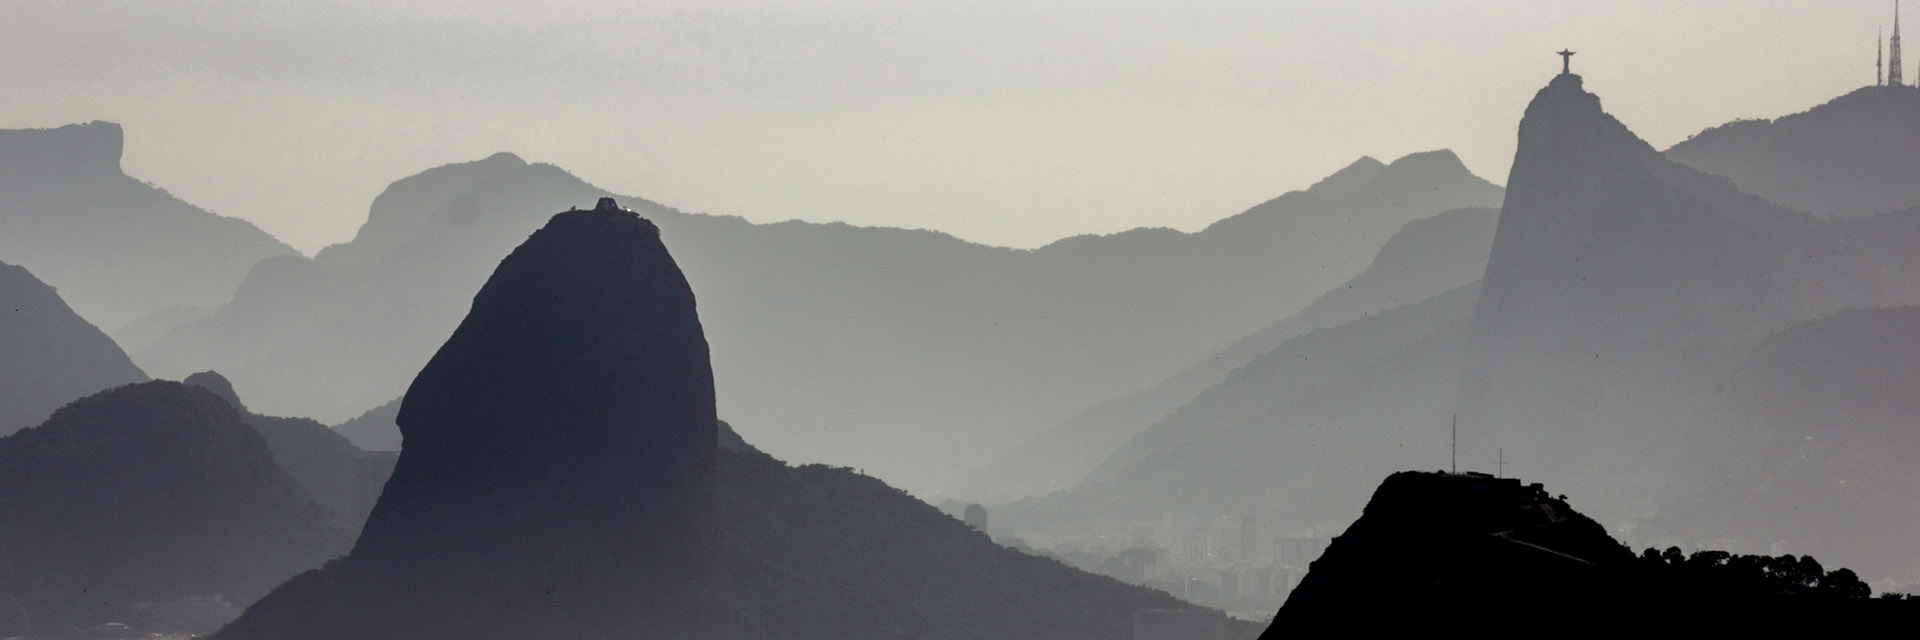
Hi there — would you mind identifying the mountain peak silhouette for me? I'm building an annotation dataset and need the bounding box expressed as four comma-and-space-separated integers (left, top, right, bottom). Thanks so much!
220, 203, 717, 640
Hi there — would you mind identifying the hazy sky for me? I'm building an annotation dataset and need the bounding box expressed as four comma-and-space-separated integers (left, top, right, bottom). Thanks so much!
2, 1, 1902, 254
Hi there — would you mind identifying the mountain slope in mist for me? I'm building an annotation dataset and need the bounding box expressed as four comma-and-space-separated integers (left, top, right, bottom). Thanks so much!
134, 146, 1499, 493
1642, 305, 1920, 583
954, 206, 1498, 501
1666, 84, 1920, 218
0, 259, 148, 435
998, 281, 1478, 534
0, 122, 298, 334
0, 381, 350, 636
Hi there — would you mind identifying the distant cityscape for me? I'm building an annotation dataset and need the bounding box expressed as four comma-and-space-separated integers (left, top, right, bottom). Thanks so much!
946, 502, 1328, 624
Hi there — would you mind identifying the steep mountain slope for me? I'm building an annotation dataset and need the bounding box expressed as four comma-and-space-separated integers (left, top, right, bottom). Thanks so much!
0, 381, 350, 636
717, 431, 1244, 640
1666, 84, 1920, 218
0, 259, 149, 435
955, 206, 1498, 501
138, 149, 1500, 494
218, 200, 1229, 640
1641, 306, 1920, 583
186, 371, 394, 533
1262, 471, 1915, 637
998, 282, 1478, 534
0, 122, 297, 332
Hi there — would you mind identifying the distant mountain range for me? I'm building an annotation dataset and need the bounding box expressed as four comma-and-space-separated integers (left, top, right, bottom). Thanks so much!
996, 76, 1920, 586
0, 122, 297, 336
0, 259, 148, 435
125, 143, 1498, 493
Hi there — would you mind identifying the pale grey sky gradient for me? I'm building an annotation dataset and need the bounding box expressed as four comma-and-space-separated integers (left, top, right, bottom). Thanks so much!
2, 1, 1902, 254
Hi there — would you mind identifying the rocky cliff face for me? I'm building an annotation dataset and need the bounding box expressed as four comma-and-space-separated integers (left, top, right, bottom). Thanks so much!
0, 259, 148, 435
0, 381, 349, 636
218, 199, 720, 640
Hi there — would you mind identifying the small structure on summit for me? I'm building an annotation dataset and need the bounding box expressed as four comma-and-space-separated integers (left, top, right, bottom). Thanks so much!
595, 196, 621, 212
1557, 49, 1577, 75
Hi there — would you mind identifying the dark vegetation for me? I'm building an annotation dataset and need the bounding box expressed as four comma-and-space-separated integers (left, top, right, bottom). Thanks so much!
0, 382, 350, 637
1260, 471, 1920, 638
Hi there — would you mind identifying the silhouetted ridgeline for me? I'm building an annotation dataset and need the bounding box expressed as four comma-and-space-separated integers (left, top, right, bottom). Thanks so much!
186, 371, 396, 533
132, 146, 1500, 494
0, 122, 297, 335
0, 381, 350, 637
0, 259, 148, 435
1261, 471, 1918, 638
1667, 84, 1920, 218
217, 200, 1224, 640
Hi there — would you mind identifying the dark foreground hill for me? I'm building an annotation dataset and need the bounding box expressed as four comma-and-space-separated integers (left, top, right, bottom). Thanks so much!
1263, 471, 1919, 638
217, 200, 1215, 640
0, 122, 297, 333
0, 259, 148, 435
0, 381, 351, 637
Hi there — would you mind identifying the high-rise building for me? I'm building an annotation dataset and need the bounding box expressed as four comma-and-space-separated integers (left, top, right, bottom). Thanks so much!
962, 503, 988, 532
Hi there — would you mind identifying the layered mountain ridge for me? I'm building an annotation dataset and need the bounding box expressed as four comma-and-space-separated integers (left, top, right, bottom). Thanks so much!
134, 142, 1499, 494
0, 122, 298, 334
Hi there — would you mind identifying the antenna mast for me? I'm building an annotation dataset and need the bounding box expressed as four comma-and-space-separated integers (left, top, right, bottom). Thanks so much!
1451, 414, 1457, 474
1894, 0, 1907, 86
